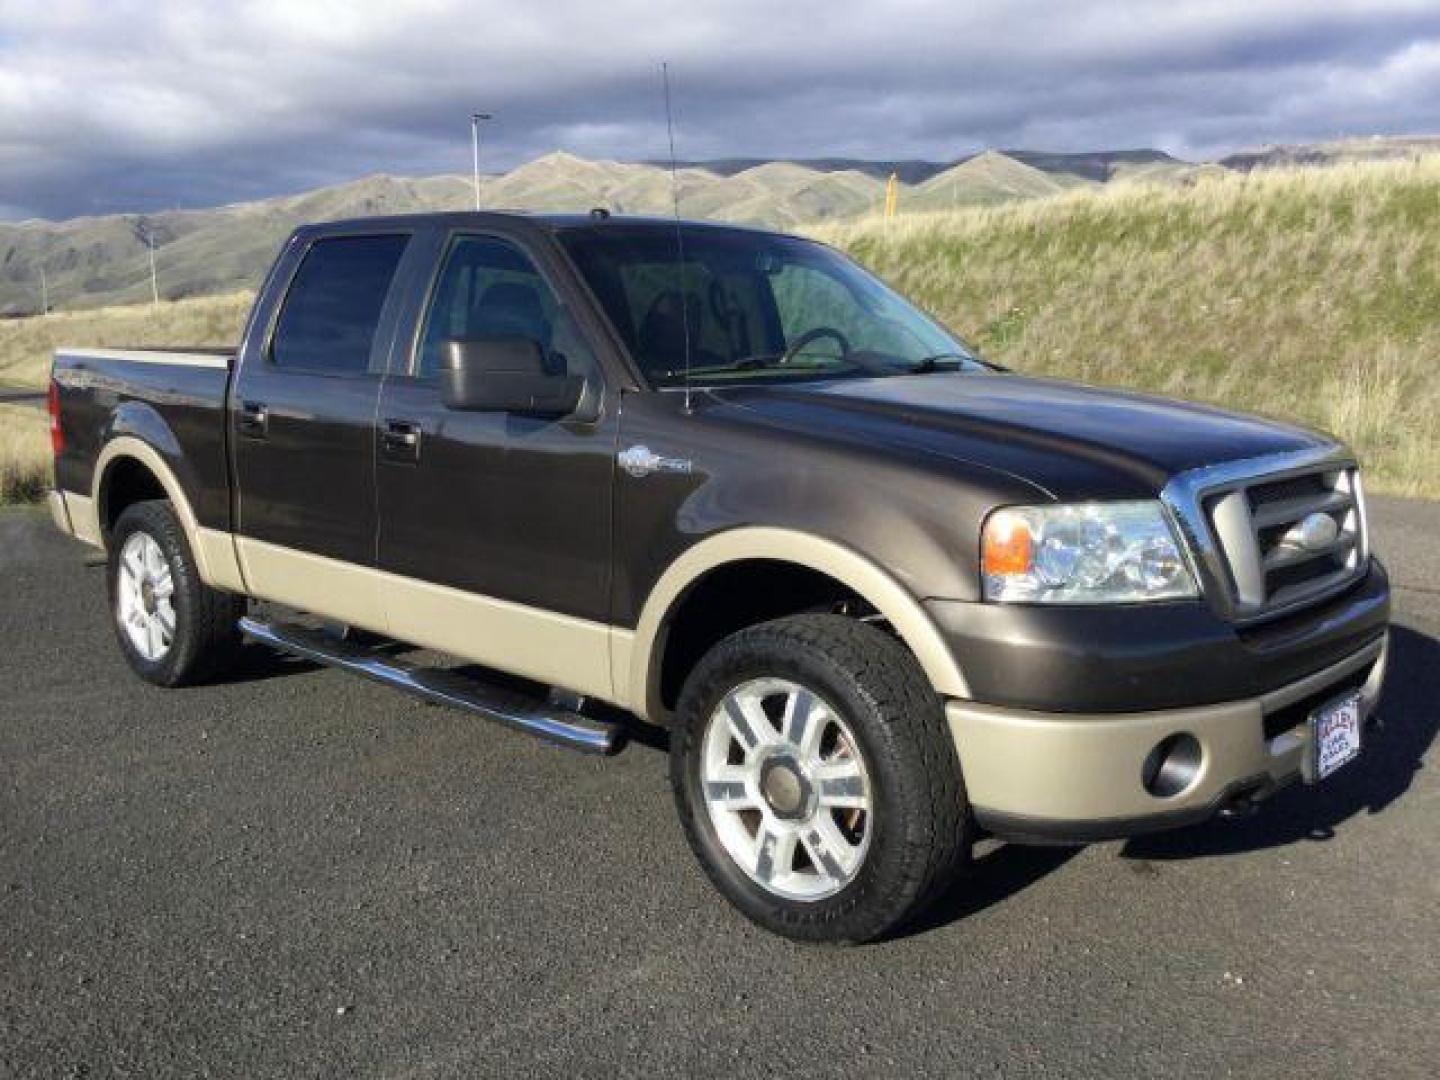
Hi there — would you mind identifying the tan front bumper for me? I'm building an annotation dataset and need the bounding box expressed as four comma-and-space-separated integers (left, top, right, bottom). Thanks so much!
946, 633, 1388, 842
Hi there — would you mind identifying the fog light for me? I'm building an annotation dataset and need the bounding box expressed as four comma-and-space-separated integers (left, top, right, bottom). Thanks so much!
1142, 733, 1202, 798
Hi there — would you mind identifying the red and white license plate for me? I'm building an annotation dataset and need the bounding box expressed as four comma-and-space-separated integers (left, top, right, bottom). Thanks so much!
1310, 692, 1363, 782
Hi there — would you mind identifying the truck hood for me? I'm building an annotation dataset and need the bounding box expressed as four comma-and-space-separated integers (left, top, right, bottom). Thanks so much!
709, 372, 1335, 500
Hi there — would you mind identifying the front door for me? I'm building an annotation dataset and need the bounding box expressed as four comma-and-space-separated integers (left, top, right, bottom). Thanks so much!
374, 232, 618, 694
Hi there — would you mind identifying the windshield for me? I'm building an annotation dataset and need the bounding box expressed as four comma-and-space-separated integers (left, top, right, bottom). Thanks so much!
557, 226, 985, 387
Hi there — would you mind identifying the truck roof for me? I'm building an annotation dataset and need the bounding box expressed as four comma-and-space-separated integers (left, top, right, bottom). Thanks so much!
292, 210, 797, 241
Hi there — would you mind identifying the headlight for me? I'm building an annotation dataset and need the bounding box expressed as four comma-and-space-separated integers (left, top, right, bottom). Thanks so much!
981, 501, 1198, 604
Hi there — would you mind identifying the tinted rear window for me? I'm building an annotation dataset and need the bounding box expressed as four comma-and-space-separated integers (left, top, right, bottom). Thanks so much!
271, 235, 409, 374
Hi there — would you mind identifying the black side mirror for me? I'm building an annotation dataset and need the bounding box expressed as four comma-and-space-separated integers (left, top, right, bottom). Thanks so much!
440, 338, 584, 417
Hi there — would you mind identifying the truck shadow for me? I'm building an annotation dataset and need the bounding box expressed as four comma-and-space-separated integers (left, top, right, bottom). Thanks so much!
224, 643, 320, 684
1121, 622, 1438, 862
904, 843, 1081, 937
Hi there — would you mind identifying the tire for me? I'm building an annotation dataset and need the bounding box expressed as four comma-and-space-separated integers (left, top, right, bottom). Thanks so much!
670, 614, 972, 943
107, 499, 245, 687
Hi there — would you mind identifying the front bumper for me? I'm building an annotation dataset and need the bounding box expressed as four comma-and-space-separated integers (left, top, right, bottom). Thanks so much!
927, 561, 1390, 713
947, 631, 1388, 843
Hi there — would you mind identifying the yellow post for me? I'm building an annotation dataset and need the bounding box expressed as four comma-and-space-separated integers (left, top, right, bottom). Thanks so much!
884, 171, 898, 219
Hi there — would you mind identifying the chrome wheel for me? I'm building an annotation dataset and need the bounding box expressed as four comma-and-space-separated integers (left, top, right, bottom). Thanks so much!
115, 531, 176, 662
700, 677, 872, 901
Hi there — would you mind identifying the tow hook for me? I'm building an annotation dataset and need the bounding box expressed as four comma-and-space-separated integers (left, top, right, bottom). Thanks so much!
1216, 782, 1268, 821
1217, 797, 1261, 821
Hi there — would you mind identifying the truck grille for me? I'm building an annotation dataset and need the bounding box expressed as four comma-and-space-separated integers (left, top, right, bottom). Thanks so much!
1162, 449, 1369, 624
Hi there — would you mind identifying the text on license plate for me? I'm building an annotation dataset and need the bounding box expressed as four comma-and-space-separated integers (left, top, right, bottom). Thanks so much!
1311, 692, 1362, 782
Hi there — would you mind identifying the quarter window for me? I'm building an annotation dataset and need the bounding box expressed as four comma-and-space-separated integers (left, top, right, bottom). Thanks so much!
270, 235, 409, 374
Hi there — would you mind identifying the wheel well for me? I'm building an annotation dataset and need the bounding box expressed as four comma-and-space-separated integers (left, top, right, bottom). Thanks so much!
655, 559, 879, 711
99, 456, 166, 540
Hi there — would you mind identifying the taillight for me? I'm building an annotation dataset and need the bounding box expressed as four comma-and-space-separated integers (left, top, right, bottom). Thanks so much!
48, 381, 64, 455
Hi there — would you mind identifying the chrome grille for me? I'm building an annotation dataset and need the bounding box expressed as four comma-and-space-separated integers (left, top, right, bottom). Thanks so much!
1161, 447, 1369, 624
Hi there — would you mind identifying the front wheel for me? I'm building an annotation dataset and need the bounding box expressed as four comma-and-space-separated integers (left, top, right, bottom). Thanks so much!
107, 500, 245, 687
670, 615, 972, 943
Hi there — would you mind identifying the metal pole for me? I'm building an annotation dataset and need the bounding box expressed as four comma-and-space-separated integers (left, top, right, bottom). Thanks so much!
470, 112, 492, 210
148, 232, 159, 307
39, 265, 48, 318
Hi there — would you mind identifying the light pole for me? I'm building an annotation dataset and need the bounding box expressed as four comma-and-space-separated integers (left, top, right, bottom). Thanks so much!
39, 264, 48, 318
147, 229, 159, 307
470, 112, 493, 210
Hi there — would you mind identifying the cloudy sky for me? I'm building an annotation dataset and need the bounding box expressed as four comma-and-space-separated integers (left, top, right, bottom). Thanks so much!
3, 0, 1440, 221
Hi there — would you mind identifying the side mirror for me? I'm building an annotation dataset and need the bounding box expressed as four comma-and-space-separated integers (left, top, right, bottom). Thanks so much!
440, 338, 584, 417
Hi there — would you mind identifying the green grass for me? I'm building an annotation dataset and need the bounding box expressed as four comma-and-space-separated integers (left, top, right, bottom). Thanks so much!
813, 158, 1440, 497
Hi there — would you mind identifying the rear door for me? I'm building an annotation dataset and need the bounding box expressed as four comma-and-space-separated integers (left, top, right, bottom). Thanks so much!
230, 230, 412, 622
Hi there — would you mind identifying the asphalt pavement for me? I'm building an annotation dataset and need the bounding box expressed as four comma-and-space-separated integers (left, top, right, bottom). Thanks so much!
2, 497, 1437, 1078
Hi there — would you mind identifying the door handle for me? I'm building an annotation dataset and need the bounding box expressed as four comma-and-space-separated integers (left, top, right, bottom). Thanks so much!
238, 401, 268, 438
381, 419, 422, 461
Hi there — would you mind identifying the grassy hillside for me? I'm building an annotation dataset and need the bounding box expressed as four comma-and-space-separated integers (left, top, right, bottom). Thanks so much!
814, 158, 1440, 496
1, 158, 1436, 501
911, 151, 1082, 211
0, 292, 251, 388
0, 150, 1121, 314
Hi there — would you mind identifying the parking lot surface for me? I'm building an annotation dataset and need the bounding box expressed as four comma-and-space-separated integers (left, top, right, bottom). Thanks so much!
2, 499, 1437, 1077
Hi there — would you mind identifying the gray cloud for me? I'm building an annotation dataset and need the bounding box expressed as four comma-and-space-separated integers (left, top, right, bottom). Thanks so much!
2, 0, 1439, 220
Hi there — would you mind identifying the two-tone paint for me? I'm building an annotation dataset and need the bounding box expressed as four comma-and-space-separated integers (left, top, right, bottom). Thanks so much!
50, 211, 1391, 841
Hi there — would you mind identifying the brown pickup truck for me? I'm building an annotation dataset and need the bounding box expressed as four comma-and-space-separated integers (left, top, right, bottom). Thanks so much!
48, 212, 1390, 941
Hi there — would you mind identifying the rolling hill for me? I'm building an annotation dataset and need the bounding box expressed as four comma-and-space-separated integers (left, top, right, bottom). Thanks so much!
2, 153, 1439, 501
4, 136, 1439, 314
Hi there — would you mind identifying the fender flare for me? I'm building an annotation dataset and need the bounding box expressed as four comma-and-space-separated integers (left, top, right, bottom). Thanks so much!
623, 526, 971, 720
91, 436, 246, 593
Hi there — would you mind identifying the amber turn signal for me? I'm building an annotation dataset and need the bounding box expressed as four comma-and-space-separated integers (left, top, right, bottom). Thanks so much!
982, 510, 1034, 576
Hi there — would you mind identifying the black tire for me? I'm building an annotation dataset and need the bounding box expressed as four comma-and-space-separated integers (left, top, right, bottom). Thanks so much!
107, 499, 245, 687
670, 614, 972, 943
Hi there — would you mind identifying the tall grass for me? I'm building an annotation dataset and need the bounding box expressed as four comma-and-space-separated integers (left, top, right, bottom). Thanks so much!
814, 158, 1440, 497
0, 404, 49, 505
0, 292, 252, 388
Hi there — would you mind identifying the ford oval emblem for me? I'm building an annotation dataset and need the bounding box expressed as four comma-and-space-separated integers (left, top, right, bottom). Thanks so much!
1286, 512, 1340, 552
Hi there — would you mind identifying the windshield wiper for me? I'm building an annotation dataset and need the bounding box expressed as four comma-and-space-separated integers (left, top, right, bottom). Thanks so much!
907, 353, 970, 373
662, 354, 794, 378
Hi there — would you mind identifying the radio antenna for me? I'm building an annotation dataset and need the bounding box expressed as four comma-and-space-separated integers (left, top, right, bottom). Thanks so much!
661, 61, 693, 413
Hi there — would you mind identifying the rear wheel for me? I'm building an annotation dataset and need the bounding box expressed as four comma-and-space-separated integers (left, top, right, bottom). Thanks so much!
108, 500, 244, 687
670, 614, 972, 943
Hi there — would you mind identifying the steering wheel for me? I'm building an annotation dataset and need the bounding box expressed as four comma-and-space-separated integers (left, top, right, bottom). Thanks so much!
781, 326, 851, 365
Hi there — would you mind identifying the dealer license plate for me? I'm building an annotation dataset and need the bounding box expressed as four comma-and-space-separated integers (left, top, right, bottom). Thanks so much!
1310, 692, 1362, 782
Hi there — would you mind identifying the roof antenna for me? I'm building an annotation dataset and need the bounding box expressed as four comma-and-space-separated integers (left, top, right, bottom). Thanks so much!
661, 61, 693, 414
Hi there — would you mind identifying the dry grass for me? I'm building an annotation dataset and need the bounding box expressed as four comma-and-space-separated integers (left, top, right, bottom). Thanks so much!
0, 404, 49, 505
0, 292, 252, 388
813, 157, 1440, 497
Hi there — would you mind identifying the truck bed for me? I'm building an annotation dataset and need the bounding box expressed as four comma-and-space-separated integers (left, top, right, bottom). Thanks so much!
51, 346, 236, 535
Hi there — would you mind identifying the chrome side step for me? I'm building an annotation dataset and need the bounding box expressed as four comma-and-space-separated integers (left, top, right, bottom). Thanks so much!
238, 616, 620, 755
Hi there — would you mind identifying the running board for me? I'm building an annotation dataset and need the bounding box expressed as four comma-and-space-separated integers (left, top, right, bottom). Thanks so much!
238, 616, 620, 755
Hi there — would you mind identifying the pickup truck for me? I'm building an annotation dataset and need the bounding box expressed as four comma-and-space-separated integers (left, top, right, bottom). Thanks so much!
48, 211, 1391, 942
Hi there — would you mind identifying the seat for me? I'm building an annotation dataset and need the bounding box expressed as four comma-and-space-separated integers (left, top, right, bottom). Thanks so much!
470, 282, 551, 345
637, 290, 709, 375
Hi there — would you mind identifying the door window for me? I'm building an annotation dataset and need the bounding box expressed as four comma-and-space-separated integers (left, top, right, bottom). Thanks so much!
270, 234, 409, 374
416, 236, 597, 380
